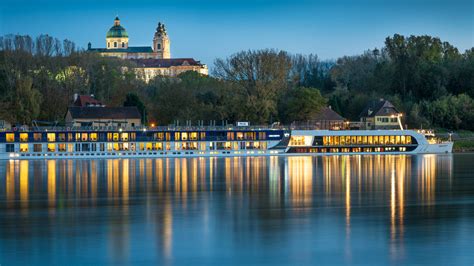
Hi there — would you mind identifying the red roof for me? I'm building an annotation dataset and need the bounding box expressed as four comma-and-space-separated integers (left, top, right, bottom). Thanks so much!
73, 95, 104, 107
130, 58, 205, 68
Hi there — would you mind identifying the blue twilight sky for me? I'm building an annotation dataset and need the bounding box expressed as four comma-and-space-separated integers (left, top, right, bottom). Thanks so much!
0, 0, 473, 66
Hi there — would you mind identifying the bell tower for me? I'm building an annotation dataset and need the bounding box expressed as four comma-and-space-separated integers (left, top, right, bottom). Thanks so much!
153, 22, 170, 59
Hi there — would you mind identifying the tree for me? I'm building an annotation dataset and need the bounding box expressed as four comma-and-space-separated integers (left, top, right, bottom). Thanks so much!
214, 49, 292, 123
278, 87, 327, 123
123, 92, 147, 124
12, 76, 42, 124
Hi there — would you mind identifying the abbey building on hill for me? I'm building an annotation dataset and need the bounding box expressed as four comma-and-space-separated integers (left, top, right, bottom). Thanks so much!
87, 17, 208, 81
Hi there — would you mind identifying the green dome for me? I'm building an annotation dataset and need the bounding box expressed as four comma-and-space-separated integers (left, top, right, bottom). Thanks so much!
106, 17, 128, 38
106, 25, 128, 38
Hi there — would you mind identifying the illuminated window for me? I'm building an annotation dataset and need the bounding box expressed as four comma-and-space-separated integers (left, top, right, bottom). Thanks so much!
290, 136, 306, 146
58, 133, 66, 142
121, 133, 129, 141
390, 136, 395, 145
47, 133, 56, 142
146, 142, 153, 150
245, 132, 256, 140
395, 136, 401, 145
58, 144, 66, 152
154, 142, 163, 150
166, 133, 171, 141
68, 144, 74, 152
113, 133, 119, 141
357, 136, 362, 144
236, 132, 244, 140
47, 143, 56, 152
362, 136, 367, 144
20, 144, 28, 152
351, 136, 357, 145
384, 136, 389, 145
90, 133, 98, 141
373, 136, 379, 145
200, 132, 206, 140
156, 132, 164, 140
19, 133, 28, 142
81, 133, 88, 141
5, 133, 14, 142
340, 136, 346, 145
368, 136, 373, 144
75, 133, 81, 141
68, 133, 73, 142
323, 136, 329, 146
174, 132, 180, 141
406, 136, 412, 144
34, 133, 42, 141
190, 132, 198, 140
181, 132, 188, 141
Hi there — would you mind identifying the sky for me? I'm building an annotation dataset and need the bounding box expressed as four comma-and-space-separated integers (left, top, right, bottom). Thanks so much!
0, 0, 473, 66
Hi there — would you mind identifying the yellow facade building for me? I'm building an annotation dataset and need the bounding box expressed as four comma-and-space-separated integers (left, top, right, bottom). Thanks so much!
87, 17, 208, 80
359, 99, 402, 130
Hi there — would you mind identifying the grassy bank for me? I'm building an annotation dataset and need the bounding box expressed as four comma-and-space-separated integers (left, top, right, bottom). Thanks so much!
453, 139, 474, 152
449, 130, 474, 153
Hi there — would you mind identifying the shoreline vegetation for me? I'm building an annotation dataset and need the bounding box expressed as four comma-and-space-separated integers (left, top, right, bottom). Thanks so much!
0, 33, 473, 140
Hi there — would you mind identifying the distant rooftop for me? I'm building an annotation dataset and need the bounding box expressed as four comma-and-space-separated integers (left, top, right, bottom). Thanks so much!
359, 99, 400, 118
88, 46, 154, 53
130, 58, 205, 68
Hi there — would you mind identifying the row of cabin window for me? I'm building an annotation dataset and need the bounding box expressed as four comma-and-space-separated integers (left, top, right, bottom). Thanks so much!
322, 135, 413, 146
14, 141, 268, 153
5, 131, 267, 142
292, 146, 409, 153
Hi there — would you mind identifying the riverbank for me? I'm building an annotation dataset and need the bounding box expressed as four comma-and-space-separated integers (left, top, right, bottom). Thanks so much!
431, 129, 474, 153
439, 130, 474, 153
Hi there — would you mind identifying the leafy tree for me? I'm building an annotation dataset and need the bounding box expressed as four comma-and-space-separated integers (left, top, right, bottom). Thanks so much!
278, 87, 326, 123
12, 76, 42, 124
123, 92, 147, 124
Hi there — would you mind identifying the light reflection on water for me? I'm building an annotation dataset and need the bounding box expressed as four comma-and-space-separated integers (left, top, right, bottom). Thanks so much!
0, 154, 472, 265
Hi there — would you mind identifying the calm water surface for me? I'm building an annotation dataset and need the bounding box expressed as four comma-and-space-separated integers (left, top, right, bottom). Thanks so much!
0, 154, 473, 265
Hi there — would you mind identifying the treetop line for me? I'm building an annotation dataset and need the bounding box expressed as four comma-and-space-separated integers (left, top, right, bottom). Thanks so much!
0, 33, 473, 130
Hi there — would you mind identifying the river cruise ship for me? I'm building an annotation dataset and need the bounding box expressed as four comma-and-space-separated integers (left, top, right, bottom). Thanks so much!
0, 127, 452, 159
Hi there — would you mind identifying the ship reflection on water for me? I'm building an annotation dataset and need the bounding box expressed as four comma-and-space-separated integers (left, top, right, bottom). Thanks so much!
0, 154, 472, 265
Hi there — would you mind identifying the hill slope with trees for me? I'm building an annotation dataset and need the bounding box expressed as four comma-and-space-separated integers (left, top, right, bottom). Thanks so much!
0, 33, 473, 130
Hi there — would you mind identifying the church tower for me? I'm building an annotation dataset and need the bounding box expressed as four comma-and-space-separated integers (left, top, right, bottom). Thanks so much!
153, 22, 170, 59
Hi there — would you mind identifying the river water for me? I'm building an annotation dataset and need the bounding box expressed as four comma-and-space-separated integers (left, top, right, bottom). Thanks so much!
0, 154, 473, 265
